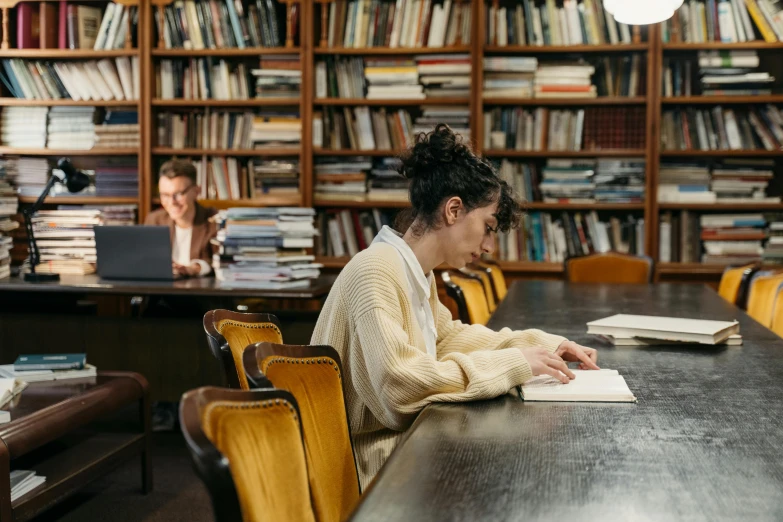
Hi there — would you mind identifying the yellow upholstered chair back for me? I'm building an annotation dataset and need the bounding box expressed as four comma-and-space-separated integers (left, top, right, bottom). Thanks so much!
244, 344, 360, 522
204, 310, 283, 390
718, 265, 751, 304
477, 260, 508, 301
442, 271, 492, 325
180, 387, 316, 522
565, 252, 654, 284
746, 272, 783, 327
461, 267, 497, 312
771, 286, 783, 337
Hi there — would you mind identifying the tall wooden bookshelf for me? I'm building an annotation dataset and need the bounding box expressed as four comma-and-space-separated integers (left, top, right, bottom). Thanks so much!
4, 0, 783, 283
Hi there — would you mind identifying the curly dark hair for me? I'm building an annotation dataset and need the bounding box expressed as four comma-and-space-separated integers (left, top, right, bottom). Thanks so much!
396, 124, 522, 235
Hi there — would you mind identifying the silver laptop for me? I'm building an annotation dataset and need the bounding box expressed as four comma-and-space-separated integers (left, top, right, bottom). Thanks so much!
95, 226, 175, 281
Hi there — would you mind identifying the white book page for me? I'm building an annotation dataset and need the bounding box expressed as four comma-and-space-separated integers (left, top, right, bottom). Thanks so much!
521, 370, 636, 402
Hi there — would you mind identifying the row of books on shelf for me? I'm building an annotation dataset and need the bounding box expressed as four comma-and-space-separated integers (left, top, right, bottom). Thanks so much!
658, 159, 780, 203
661, 105, 783, 152
315, 55, 469, 100
314, 157, 408, 202
483, 56, 644, 99
1, 57, 140, 102
313, 106, 469, 150
156, 55, 300, 101
190, 157, 300, 200
15, 1, 137, 50
659, 211, 783, 265
156, 110, 300, 149
662, 0, 782, 43
155, 0, 293, 50
662, 51, 773, 97
498, 211, 645, 263
314, 207, 392, 258
212, 207, 319, 289
486, 0, 639, 47
499, 158, 645, 204
2, 107, 139, 151
322, 0, 472, 49
484, 106, 646, 151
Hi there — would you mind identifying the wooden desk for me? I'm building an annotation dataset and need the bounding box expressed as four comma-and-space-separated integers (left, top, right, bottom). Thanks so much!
0, 274, 336, 300
0, 372, 150, 521
350, 282, 783, 521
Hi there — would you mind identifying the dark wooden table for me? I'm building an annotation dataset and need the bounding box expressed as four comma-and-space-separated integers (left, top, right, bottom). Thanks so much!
0, 371, 151, 521
0, 274, 336, 299
350, 281, 783, 522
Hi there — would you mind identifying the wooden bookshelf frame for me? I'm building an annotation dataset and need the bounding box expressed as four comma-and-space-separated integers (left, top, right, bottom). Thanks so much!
5, 1, 782, 281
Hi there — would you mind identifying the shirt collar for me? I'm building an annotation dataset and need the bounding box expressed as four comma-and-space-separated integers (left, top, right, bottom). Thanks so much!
372, 225, 433, 300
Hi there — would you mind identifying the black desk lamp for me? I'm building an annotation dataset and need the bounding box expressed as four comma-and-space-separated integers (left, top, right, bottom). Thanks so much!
23, 158, 91, 282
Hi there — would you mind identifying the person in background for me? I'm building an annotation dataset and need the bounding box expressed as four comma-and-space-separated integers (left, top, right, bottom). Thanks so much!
311, 124, 599, 489
145, 159, 217, 277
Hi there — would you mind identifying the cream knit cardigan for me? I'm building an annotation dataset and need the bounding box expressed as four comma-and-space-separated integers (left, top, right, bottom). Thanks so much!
311, 243, 567, 489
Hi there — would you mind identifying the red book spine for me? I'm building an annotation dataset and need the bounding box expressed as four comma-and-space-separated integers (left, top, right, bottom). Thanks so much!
58, 1, 68, 49
16, 3, 40, 49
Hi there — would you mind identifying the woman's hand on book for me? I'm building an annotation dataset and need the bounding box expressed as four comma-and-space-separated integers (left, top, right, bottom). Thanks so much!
555, 341, 600, 371
520, 348, 575, 384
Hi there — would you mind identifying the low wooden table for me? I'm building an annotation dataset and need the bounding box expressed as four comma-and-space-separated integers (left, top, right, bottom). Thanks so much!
0, 372, 152, 521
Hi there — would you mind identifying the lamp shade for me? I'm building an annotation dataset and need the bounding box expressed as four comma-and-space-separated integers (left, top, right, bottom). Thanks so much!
604, 0, 684, 25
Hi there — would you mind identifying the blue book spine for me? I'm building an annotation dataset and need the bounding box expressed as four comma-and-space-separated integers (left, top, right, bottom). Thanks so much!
14, 353, 86, 371
225, 0, 246, 49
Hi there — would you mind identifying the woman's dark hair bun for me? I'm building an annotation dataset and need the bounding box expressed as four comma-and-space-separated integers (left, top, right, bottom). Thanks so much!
400, 124, 471, 180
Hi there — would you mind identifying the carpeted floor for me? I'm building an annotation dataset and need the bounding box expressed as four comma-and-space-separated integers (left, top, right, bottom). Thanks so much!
31, 432, 213, 522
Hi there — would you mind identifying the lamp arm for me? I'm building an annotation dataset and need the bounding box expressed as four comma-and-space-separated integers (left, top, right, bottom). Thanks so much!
23, 174, 61, 273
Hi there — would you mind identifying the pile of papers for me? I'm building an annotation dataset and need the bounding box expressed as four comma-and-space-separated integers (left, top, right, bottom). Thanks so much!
213, 207, 320, 289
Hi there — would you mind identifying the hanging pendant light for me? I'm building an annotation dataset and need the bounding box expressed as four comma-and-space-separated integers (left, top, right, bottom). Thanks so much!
604, 0, 685, 25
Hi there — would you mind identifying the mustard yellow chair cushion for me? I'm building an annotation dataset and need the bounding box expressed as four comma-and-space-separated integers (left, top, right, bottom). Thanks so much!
566, 252, 652, 283
771, 286, 783, 337
481, 262, 508, 301
747, 273, 783, 327
260, 356, 359, 522
217, 319, 283, 390
463, 268, 497, 312
718, 264, 754, 304
450, 273, 491, 325
202, 399, 315, 522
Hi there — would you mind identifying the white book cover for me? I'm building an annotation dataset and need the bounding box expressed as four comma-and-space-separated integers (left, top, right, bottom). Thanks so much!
93, 2, 115, 50
519, 369, 636, 402
587, 314, 740, 344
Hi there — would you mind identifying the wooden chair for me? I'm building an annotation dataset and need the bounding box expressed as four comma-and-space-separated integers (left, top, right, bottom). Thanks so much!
203, 310, 283, 390
462, 266, 497, 312
441, 270, 491, 325
746, 272, 783, 327
179, 386, 316, 522
718, 264, 760, 309
242, 343, 360, 522
474, 259, 508, 301
770, 285, 783, 337
565, 252, 654, 284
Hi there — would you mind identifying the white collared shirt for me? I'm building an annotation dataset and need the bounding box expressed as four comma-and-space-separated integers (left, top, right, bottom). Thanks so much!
372, 225, 437, 358
172, 225, 210, 276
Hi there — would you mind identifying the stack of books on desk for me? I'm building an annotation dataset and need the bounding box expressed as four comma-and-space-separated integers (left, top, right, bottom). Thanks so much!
0, 353, 97, 383
10, 470, 46, 502
587, 314, 741, 345
213, 207, 321, 289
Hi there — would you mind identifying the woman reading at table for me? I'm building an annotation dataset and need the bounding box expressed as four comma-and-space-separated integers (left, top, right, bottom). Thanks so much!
312, 124, 599, 489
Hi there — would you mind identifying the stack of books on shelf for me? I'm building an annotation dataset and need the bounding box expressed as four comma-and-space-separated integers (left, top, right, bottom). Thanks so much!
535, 62, 596, 99
1, 57, 139, 101
413, 106, 470, 141
156, 110, 256, 149
157, 59, 250, 100
250, 111, 301, 149
252, 55, 301, 99
665, 51, 776, 97
366, 58, 423, 100
539, 159, 596, 203
313, 107, 415, 150
155, 0, 288, 49
314, 208, 395, 258
9, 157, 49, 198
498, 211, 645, 262
314, 156, 372, 201
322, 0, 471, 48
486, 0, 637, 46
483, 56, 537, 98
662, 0, 775, 43
662, 105, 783, 151
94, 110, 139, 150
701, 213, 767, 265
658, 163, 714, 203
416, 54, 470, 98
47, 107, 95, 150
659, 160, 780, 203
763, 214, 783, 264
594, 158, 645, 203
1, 107, 48, 149
14, 1, 137, 50
248, 158, 300, 196
213, 207, 319, 289
368, 158, 408, 201
93, 158, 138, 198
0, 162, 17, 279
